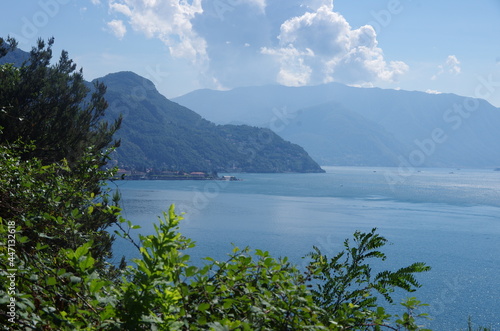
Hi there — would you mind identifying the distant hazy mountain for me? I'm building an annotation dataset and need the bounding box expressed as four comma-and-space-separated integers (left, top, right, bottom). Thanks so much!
97, 72, 324, 173
277, 102, 407, 166
173, 84, 500, 168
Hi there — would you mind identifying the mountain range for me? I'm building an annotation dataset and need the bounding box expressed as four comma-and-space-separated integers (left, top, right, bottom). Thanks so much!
5, 44, 500, 170
0, 47, 324, 173
96, 72, 323, 173
174, 84, 500, 168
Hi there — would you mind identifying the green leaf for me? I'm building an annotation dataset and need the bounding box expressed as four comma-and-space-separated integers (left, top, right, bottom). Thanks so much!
35, 242, 49, 250
17, 235, 29, 243
79, 256, 95, 271
198, 303, 211, 312
46, 277, 57, 286
71, 208, 80, 218
223, 299, 233, 309
70, 276, 82, 283
89, 279, 105, 293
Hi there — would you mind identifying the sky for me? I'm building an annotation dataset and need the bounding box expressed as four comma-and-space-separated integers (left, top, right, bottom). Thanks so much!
2, 0, 500, 106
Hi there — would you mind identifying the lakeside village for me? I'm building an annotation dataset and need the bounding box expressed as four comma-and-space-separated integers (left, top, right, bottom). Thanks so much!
114, 169, 240, 181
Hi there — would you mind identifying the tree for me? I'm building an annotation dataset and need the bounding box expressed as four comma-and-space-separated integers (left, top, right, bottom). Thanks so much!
0, 37, 122, 261
0, 37, 17, 58
0, 38, 125, 329
0, 143, 123, 328
0, 37, 121, 168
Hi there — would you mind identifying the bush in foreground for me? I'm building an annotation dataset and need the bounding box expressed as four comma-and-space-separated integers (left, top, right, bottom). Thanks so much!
0, 143, 431, 329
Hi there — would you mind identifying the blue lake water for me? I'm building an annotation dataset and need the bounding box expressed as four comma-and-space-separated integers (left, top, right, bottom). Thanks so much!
111, 166, 500, 330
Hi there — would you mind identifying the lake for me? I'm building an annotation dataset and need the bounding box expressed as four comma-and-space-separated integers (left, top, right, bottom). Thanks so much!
111, 166, 500, 330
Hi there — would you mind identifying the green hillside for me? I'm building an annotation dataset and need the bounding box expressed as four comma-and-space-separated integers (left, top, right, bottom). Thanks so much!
98, 72, 323, 173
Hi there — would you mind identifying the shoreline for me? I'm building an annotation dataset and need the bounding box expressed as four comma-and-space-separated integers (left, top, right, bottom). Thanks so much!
114, 174, 241, 181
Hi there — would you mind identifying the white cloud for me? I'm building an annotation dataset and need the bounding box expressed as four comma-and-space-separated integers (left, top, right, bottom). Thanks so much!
425, 89, 442, 94
262, 4, 408, 87
108, 0, 207, 65
261, 45, 314, 86
90, 0, 101, 5
106, 19, 127, 39
446, 55, 461, 75
348, 82, 374, 88
432, 55, 461, 80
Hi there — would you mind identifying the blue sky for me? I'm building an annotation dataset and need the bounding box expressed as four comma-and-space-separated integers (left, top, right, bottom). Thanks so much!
2, 0, 500, 106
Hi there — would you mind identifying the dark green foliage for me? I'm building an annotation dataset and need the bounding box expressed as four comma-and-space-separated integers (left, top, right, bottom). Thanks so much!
0, 37, 121, 261
0, 142, 118, 262
306, 228, 431, 329
1, 39, 123, 328
112, 207, 432, 330
177, 247, 323, 330
0, 37, 121, 168
115, 206, 191, 329
0, 37, 18, 59
0, 150, 431, 330
0, 142, 123, 329
0, 147, 432, 329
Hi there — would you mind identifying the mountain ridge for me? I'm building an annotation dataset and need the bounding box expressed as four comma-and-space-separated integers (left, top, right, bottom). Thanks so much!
0, 47, 324, 173
96, 71, 324, 173
173, 84, 500, 168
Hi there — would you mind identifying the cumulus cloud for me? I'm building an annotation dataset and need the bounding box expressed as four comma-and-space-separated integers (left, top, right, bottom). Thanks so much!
108, 0, 207, 64
261, 4, 408, 86
106, 19, 127, 39
261, 45, 314, 86
432, 55, 461, 80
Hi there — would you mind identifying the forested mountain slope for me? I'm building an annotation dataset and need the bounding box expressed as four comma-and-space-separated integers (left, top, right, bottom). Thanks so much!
98, 72, 323, 173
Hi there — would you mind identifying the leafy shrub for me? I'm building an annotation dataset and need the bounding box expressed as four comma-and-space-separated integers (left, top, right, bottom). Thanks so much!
305, 228, 431, 329
0, 141, 432, 330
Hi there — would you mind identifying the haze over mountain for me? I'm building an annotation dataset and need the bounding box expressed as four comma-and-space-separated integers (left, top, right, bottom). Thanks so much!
174, 84, 500, 168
